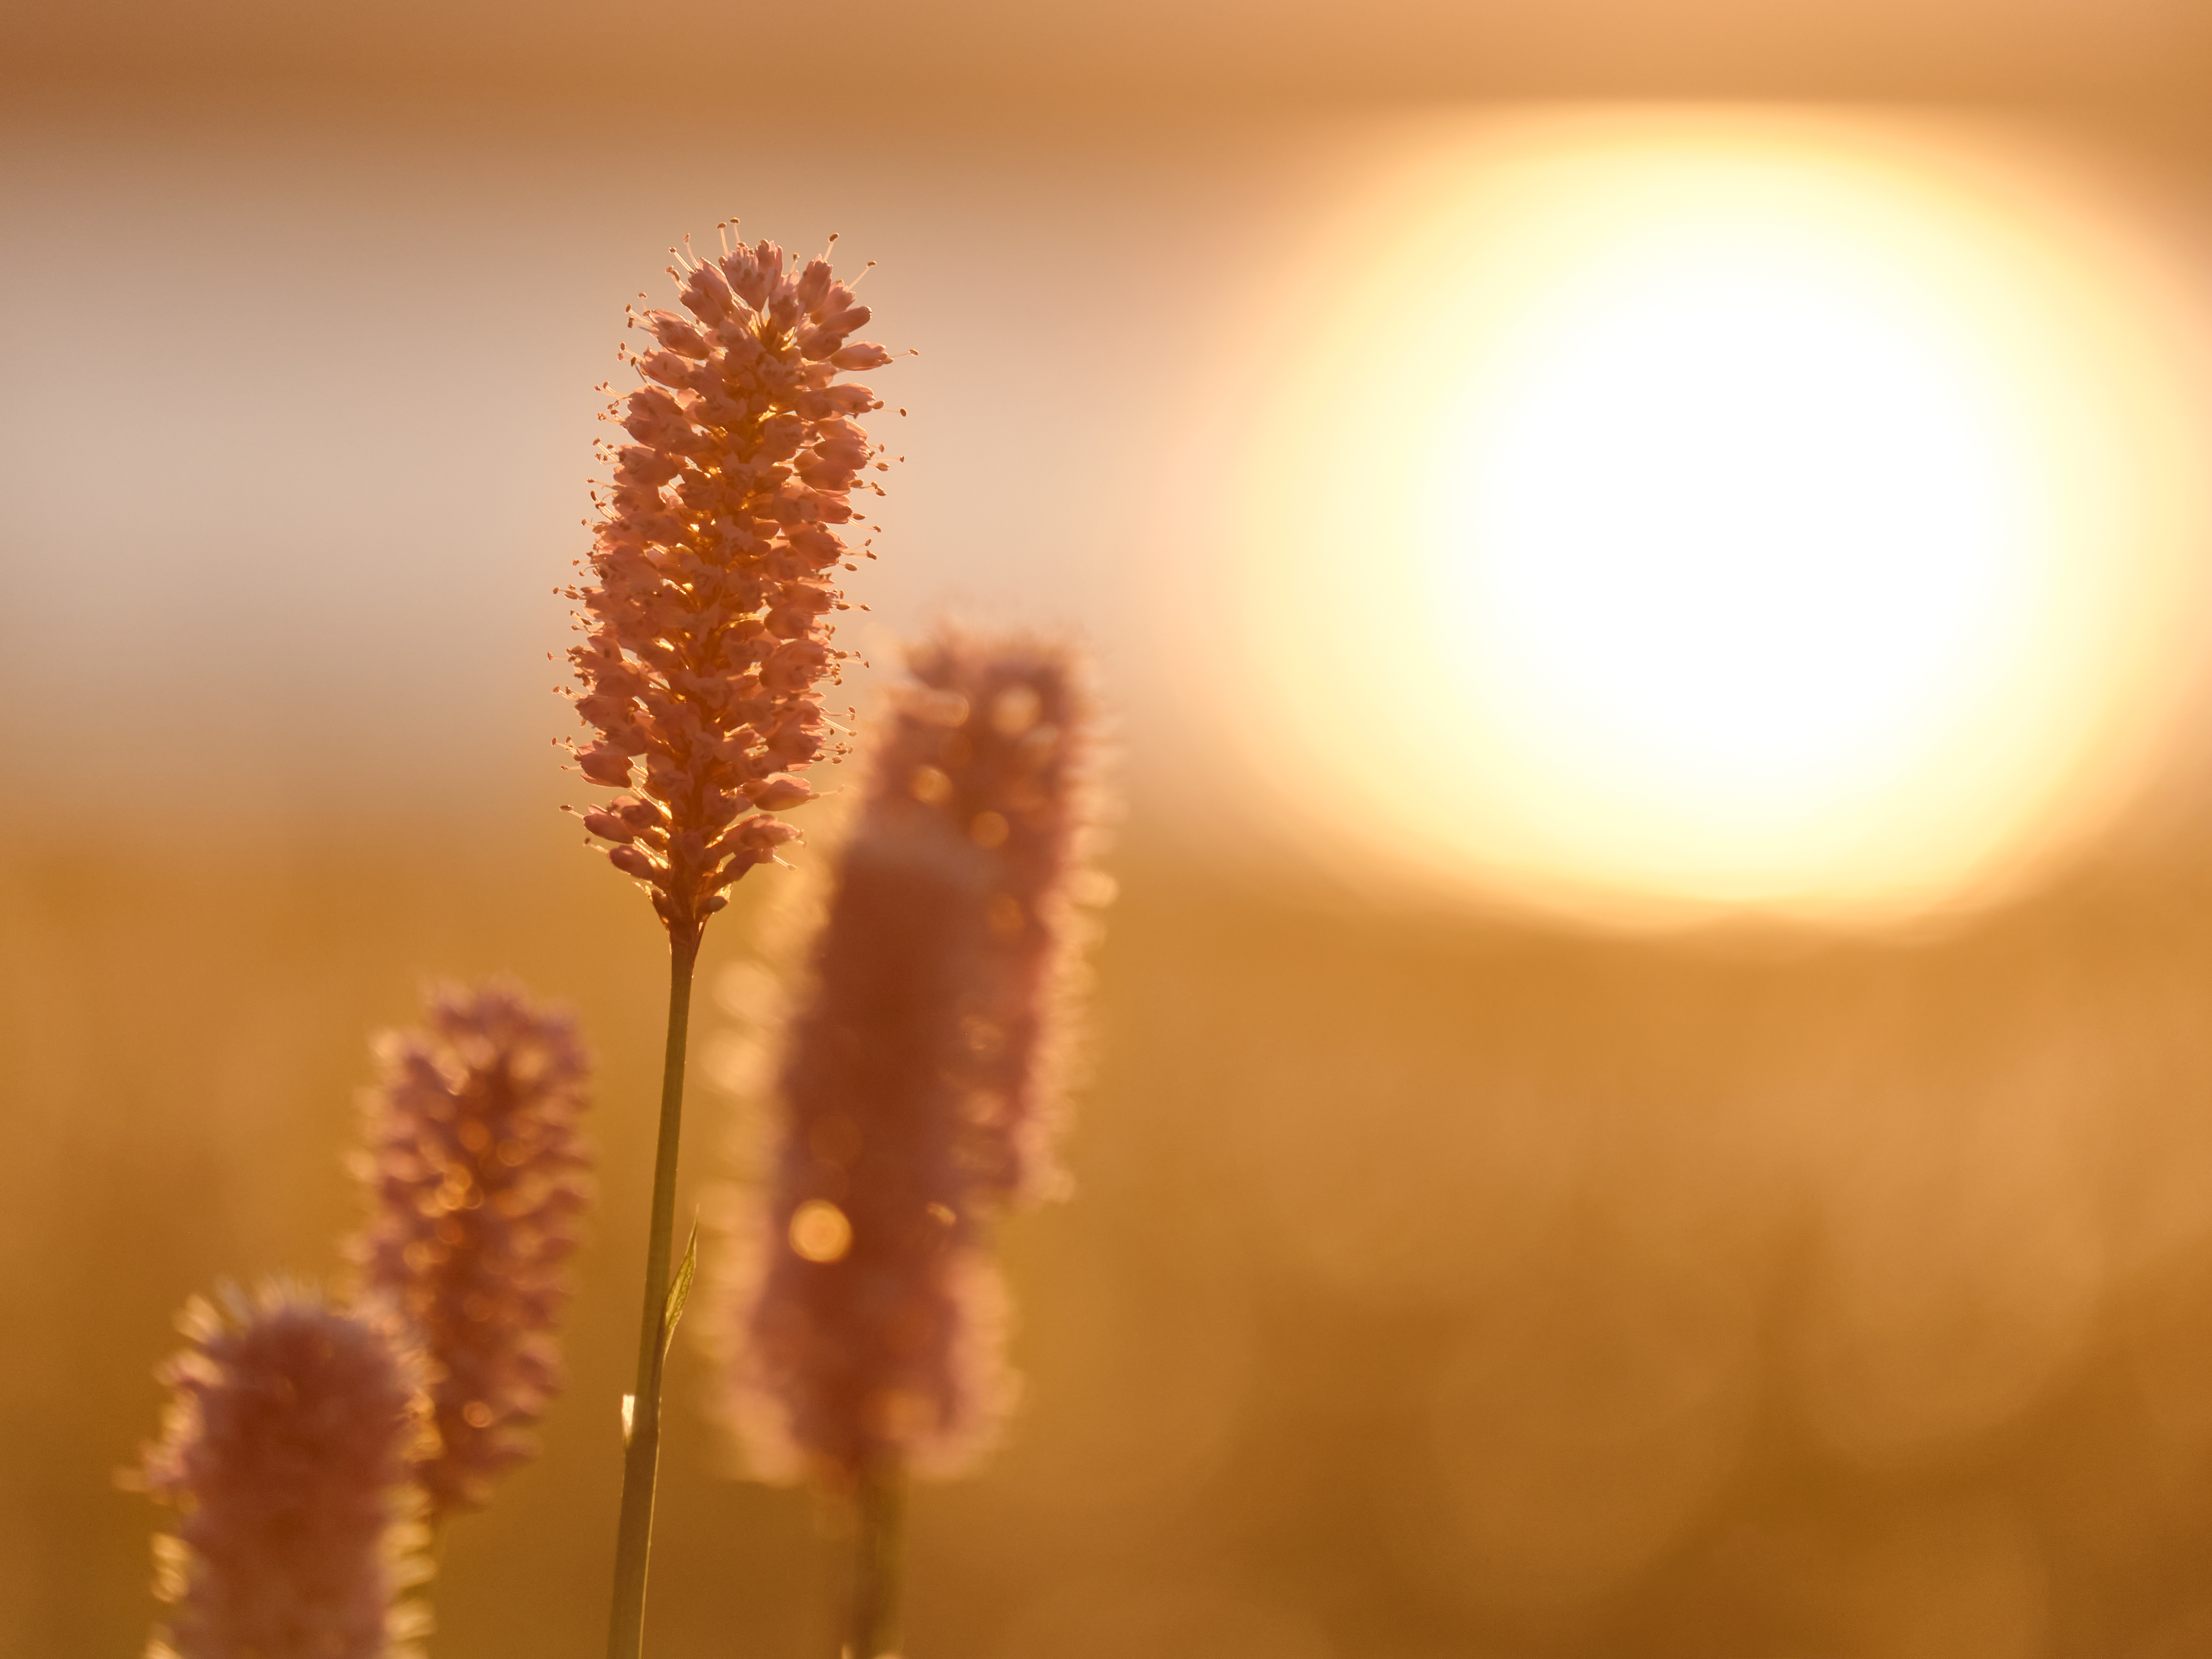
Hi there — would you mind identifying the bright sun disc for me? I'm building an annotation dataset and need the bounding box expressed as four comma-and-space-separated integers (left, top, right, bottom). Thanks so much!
1233, 113, 2212, 924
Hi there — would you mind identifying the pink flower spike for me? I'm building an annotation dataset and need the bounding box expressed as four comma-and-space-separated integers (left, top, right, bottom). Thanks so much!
724, 631, 1104, 1489
565, 229, 896, 948
142, 1283, 433, 1659
883, 631, 1102, 1208
732, 827, 1011, 1487
349, 981, 593, 1521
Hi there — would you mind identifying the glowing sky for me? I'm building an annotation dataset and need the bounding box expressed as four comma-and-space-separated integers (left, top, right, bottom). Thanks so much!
1231, 114, 2212, 922
8, 105, 2212, 928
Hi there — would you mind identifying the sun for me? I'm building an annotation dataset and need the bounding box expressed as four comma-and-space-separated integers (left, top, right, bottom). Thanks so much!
1230, 112, 2212, 924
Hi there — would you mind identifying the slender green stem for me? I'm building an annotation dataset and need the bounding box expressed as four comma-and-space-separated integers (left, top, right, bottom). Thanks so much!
847, 1463, 906, 1659
605, 924, 701, 1659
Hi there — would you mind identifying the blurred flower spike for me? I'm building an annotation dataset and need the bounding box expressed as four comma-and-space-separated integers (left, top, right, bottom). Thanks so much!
350, 981, 592, 1521
729, 631, 1105, 1488
142, 1283, 433, 1659
565, 226, 897, 947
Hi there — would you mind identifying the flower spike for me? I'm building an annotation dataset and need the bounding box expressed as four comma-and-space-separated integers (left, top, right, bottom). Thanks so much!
728, 631, 1104, 1490
565, 230, 894, 948
349, 981, 593, 1521
142, 1283, 433, 1659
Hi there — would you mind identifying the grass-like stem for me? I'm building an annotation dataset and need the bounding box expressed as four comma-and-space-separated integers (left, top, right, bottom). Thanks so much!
848, 1462, 906, 1659
605, 924, 701, 1659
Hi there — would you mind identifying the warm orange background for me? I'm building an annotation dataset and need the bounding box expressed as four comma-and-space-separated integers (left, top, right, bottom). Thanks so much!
13, 6, 2212, 1657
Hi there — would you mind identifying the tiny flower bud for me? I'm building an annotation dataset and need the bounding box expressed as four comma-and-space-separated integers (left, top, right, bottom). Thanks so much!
579, 747, 636, 787
745, 774, 816, 812
616, 445, 682, 486
762, 638, 830, 693
576, 692, 638, 729
738, 814, 803, 848
609, 844, 658, 880
767, 717, 827, 766
679, 261, 735, 323
642, 308, 712, 359
795, 258, 833, 313
798, 384, 878, 420
640, 349, 703, 388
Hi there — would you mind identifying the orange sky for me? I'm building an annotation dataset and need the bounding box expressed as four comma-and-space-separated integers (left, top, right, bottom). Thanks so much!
6, 0, 2212, 102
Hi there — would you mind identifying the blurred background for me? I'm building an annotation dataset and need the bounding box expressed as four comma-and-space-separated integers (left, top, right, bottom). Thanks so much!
16, 2, 2212, 1655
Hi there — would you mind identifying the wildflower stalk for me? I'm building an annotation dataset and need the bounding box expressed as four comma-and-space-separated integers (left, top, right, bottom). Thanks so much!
607, 924, 699, 1659
719, 633, 1107, 1659
849, 1462, 906, 1659
563, 223, 894, 1657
